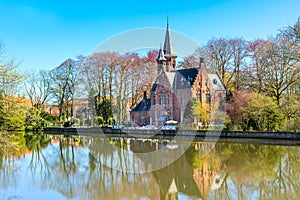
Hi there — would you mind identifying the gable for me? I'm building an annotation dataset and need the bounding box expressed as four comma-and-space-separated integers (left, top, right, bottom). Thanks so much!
150, 71, 175, 93
207, 74, 226, 91
165, 72, 176, 86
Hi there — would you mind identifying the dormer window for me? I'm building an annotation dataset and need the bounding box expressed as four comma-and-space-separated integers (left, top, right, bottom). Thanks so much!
180, 77, 185, 86
188, 76, 193, 85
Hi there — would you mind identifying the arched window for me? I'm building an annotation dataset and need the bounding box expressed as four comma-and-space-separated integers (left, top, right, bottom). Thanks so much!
165, 94, 169, 105
159, 95, 163, 105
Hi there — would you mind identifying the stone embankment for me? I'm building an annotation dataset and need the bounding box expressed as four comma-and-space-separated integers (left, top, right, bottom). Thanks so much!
44, 127, 300, 140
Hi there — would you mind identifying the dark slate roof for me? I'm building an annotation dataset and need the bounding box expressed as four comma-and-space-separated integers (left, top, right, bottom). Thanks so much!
174, 68, 199, 89
150, 83, 158, 92
130, 98, 151, 112
163, 24, 176, 57
151, 68, 200, 92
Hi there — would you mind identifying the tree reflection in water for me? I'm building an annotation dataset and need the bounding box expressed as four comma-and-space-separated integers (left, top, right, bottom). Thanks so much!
1, 133, 300, 200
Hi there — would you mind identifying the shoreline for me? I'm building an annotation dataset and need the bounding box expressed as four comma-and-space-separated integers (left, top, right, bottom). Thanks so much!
44, 127, 300, 140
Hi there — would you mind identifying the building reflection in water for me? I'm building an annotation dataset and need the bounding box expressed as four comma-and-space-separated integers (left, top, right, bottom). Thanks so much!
1, 134, 300, 200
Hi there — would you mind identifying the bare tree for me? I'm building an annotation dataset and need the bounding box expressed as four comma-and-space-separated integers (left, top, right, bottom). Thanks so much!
205, 38, 233, 88
76, 50, 159, 125
228, 38, 250, 90
25, 70, 51, 108
50, 59, 77, 122
114, 53, 132, 124
251, 38, 299, 105
177, 54, 199, 69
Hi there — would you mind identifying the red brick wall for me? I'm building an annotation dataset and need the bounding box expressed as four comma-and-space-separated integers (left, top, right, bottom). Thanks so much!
130, 111, 150, 126
150, 72, 175, 126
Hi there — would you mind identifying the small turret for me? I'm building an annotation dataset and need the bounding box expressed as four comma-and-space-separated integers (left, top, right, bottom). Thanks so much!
157, 45, 167, 61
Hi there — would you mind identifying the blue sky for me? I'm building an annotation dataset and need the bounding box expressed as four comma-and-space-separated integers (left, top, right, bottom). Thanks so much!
0, 0, 299, 71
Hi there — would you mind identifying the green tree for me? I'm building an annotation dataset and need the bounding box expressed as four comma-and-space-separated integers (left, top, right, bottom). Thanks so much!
226, 91, 284, 131
3, 104, 26, 131
282, 96, 300, 131
246, 93, 284, 131
95, 96, 113, 124
0, 42, 25, 131
184, 98, 211, 127
25, 106, 50, 131
183, 98, 197, 123
94, 116, 104, 126
192, 99, 210, 128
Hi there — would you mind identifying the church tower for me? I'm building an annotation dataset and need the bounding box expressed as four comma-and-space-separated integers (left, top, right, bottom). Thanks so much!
157, 18, 177, 74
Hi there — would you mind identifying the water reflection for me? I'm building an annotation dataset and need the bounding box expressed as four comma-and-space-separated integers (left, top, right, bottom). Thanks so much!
1, 133, 300, 200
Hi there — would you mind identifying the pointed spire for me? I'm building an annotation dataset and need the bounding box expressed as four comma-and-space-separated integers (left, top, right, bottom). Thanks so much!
157, 44, 166, 61
163, 17, 175, 57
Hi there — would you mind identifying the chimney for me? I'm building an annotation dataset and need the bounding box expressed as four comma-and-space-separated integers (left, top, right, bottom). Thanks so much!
200, 57, 205, 68
143, 85, 147, 99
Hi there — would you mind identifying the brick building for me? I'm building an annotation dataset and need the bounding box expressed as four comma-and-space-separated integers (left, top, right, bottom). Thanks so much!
130, 22, 226, 126
130, 91, 151, 126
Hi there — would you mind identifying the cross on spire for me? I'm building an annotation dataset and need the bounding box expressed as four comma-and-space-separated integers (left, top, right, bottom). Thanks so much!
166, 15, 169, 29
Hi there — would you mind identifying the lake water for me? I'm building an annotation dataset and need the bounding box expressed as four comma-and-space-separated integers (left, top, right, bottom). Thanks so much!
1, 133, 300, 200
